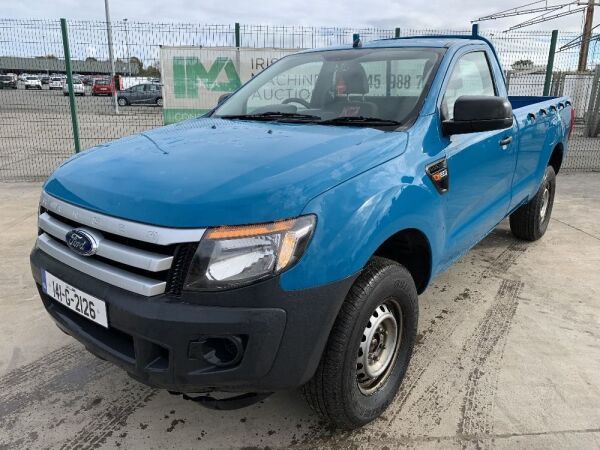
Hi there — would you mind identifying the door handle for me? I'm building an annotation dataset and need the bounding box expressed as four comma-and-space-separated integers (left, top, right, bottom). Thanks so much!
499, 136, 513, 147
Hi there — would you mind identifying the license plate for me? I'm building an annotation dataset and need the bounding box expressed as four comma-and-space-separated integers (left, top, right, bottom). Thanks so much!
42, 271, 108, 328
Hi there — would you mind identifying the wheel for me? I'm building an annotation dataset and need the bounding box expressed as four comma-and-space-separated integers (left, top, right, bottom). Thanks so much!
118, 97, 128, 106
510, 165, 556, 241
156, 97, 163, 107
302, 256, 418, 429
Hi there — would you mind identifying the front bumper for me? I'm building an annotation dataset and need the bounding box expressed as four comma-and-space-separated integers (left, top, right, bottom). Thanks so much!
31, 247, 355, 392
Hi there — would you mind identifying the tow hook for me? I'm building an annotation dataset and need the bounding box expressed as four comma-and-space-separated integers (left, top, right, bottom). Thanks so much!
167, 391, 273, 410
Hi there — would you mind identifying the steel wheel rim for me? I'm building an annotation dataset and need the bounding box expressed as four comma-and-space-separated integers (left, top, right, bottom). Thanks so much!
356, 299, 402, 395
540, 183, 550, 221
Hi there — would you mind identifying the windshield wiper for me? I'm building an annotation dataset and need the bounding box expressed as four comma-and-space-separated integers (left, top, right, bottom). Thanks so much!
318, 116, 401, 127
219, 112, 322, 121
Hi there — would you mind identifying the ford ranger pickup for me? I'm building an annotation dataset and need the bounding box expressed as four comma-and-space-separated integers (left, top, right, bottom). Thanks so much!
30, 31, 574, 428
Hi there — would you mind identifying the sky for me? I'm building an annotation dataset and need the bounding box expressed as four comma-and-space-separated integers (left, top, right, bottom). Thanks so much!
4, 0, 595, 32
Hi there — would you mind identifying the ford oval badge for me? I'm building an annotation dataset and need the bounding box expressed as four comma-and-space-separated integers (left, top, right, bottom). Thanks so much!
65, 229, 98, 256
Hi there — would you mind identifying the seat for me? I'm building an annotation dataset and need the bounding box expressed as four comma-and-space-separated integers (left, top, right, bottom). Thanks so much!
326, 61, 379, 118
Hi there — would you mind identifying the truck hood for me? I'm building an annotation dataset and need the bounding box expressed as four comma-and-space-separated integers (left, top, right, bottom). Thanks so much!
44, 118, 408, 227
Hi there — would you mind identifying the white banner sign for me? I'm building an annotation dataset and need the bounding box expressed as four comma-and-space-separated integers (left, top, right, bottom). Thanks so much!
160, 46, 300, 124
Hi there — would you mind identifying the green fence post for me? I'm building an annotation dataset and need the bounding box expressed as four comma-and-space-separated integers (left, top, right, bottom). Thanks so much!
235, 22, 241, 47
543, 30, 559, 97
395, 27, 400, 38
60, 18, 81, 153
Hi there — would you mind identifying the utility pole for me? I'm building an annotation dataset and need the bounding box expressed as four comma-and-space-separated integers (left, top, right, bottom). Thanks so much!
578, 0, 596, 72
124, 18, 131, 77
104, 0, 119, 113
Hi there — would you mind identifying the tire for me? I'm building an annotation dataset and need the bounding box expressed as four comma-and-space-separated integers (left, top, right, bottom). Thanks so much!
302, 256, 418, 429
118, 97, 128, 107
509, 165, 556, 241
156, 97, 163, 107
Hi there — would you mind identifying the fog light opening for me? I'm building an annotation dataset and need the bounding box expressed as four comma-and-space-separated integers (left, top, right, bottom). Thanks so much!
200, 336, 244, 368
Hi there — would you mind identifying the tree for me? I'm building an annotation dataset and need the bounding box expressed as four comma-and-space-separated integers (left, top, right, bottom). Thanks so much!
139, 60, 161, 77
129, 56, 143, 74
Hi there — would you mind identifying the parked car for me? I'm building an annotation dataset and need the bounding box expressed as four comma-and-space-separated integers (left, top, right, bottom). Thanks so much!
31, 32, 573, 429
63, 79, 85, 96
49, 77, 63, 90
24, 76, 42, 90
41, 75, 50, 85
117, 83, 162, 106
0, 75, 17, 89
91, 78, 115, 96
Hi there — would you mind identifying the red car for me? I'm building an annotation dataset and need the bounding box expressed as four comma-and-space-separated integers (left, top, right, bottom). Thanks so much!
92, 78, 115, 96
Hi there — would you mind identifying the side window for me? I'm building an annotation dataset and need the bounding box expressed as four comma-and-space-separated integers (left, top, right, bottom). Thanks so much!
442, 52, 495, 120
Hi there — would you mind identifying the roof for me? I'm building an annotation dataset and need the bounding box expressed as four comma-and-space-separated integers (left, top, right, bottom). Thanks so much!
300, 35, 487, 54
0, 56, 135, 75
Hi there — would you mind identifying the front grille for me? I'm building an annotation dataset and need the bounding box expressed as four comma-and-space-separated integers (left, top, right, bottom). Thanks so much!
37, 191, 205, 297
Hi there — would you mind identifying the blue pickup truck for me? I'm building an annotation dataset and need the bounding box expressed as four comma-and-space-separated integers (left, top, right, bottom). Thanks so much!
31, 31, 573, 428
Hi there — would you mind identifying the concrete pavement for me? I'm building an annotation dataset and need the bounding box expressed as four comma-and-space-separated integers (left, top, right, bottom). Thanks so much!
1, 174, 599, 449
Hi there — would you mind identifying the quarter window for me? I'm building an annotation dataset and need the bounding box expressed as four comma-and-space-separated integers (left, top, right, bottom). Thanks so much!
442, 52, 495, 120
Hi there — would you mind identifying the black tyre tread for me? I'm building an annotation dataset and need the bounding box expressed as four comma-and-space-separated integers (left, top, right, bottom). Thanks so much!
302, 256, 417, 428
509, 166, 555, 241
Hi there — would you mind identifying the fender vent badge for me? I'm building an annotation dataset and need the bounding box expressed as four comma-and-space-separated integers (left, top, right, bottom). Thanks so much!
426, 158, 449, 194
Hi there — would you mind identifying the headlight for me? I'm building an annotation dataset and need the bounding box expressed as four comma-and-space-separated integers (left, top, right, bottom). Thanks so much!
184, 215, 316, 291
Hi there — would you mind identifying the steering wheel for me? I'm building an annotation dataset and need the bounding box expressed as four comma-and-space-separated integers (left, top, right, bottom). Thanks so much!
282, 97, 311, 109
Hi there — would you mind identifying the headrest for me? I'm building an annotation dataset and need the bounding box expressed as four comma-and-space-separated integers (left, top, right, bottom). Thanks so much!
335, 61, 369, 95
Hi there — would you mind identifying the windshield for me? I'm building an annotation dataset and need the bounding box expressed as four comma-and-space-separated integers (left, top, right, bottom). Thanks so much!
26, 77, 38, 81
51, 78, 61, 82
213, 47, 443, 128
95, 79, 110, 85
0, 76, 11, 81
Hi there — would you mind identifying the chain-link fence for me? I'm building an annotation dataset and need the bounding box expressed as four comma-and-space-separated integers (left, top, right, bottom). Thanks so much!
1, 19, 599, 181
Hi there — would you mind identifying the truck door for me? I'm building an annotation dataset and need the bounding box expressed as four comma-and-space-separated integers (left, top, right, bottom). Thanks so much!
441, 50, 517, 263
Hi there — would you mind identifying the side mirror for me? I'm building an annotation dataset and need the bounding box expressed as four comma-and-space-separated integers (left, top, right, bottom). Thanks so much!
442, 95, 513, 135
217, 93, 232, 105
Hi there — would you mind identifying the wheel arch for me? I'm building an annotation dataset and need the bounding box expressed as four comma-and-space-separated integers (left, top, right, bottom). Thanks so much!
373, 228, 432, 294
548, 142, 564, 174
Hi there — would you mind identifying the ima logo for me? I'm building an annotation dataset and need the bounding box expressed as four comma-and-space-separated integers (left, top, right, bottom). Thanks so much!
173, 57, 241, 98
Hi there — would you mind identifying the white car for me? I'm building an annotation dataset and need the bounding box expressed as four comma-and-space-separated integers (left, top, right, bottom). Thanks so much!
49, 77, 63, 90
24, 76, 42, 90
63, 79, 85, 96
